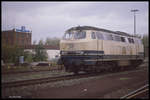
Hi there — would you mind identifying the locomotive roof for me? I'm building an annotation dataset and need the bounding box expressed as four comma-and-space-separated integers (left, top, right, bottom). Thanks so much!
66, 26, 134, 37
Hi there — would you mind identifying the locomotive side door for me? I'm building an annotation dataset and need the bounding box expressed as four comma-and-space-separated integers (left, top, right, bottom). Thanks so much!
96, 32, 104, 60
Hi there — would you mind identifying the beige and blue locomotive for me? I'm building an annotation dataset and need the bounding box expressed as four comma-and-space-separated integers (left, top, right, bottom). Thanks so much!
59, 26, 144, 74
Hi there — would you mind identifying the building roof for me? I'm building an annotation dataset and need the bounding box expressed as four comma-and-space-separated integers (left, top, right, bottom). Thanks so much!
20, 45, 59, 50
66, 26, 134, 37
2, 29, 31, 34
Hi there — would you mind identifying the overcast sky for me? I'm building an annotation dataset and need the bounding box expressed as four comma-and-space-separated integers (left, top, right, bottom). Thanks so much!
2, 1, 148, 43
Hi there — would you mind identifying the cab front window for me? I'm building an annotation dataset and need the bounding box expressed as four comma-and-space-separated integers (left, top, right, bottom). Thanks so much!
63, 31, 86, 40
74, 31, 86, 39
63, 32, 74, 40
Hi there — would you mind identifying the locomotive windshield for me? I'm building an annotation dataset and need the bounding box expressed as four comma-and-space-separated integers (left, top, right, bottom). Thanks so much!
63, 31, 86, 40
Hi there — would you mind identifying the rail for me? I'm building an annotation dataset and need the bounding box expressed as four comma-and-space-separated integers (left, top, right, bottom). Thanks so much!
2, 73, 101, 88
2, 65, 147, 89
120, 84, 149, 99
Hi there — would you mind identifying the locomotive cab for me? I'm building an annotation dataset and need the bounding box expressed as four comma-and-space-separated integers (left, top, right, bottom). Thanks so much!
60, 28, 101, 73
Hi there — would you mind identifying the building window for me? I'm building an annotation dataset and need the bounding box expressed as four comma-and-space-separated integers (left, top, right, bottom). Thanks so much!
22, 34, 24, 38
22, 39, 24, 45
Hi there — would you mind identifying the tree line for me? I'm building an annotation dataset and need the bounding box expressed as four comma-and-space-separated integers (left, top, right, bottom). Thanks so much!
33, 37, 60, 47
2, 37, 60, 64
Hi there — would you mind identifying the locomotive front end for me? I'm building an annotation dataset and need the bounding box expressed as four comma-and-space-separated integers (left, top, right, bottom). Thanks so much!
59, 28, 90, 73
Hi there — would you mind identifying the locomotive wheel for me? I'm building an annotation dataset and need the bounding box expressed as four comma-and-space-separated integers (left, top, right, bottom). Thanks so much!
74, 70, 78, 74
64, 65, 69, 72
73, 66, 79, 75
112, 62, 119, 72
114, 66, 120, 72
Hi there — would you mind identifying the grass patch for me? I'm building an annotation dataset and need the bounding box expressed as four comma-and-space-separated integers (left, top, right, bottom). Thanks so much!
2, 64, 64, 74
119, 77, 131, 80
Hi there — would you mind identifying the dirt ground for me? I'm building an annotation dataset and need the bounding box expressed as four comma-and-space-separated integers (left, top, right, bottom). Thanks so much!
31, 68, 148, 99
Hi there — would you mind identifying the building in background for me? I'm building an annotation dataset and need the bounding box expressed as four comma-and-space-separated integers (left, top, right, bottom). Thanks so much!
2, 26, 32, 46
23, 45, 60, 61
2, 26, 60, 61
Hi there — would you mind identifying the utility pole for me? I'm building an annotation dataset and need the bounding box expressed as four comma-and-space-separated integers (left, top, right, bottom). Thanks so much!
131, 9, 139, 36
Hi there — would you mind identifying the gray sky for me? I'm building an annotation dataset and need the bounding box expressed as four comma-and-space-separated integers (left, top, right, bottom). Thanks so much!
2, 2, 148, 43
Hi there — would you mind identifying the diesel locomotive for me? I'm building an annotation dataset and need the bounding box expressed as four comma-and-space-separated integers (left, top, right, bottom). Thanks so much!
59, 26, 144, 74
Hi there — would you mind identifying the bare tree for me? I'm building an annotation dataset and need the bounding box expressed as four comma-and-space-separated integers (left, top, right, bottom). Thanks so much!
45, 37, 60, 47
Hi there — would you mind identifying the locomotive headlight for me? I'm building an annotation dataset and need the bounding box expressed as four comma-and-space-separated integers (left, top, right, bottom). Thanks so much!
80, 51, 84, 55
76, 51, 84, 55
61, 51, 67, 55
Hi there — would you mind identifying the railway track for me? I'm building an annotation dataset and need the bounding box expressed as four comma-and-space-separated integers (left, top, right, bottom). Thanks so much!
2, 65, 147, 89
120, 84, 149, 99
2, 61, 147, 75
2, 68, 63, 75
2, 73, 101, 88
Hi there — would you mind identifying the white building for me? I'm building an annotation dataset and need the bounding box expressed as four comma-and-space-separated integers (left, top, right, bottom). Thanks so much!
23, 45, 60, 61
46, 50, 60, 61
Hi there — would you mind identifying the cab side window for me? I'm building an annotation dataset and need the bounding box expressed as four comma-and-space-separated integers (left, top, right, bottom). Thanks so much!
134, 38, 139, 44
128, 38, 134, 43
128, 38, 131, 43
96, 32, 104, 40
91, 32, 96, 39
121, 37, 126, 42
138, 39, 142, 44
105, 34, 113, 40
133, 38, 142, 44
114, 35, 121, 41
131, 38, 134, 43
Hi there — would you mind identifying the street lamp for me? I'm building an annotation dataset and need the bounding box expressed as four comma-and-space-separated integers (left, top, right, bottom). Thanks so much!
131, 9, 139, 36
